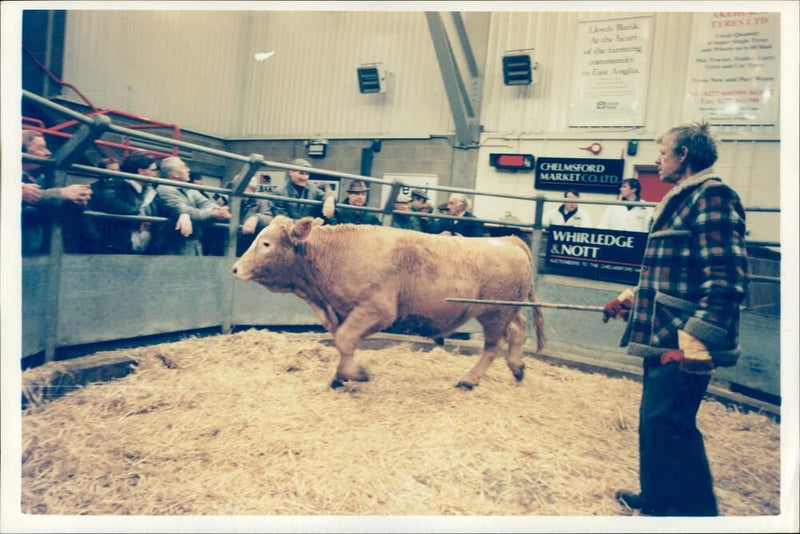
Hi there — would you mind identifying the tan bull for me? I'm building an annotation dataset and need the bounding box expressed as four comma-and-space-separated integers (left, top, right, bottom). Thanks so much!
232, 216, 545, 389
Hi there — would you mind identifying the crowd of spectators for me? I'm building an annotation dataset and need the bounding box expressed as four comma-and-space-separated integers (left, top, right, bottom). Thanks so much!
26, 129, 663, 258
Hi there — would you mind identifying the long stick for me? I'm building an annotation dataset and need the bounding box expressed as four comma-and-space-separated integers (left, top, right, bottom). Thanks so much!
445, 297, 604, 312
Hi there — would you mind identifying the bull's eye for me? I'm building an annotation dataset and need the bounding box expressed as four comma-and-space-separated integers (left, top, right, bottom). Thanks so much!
263, 242, 270, 248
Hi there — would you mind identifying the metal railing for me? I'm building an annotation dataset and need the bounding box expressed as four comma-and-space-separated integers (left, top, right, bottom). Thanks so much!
21, 90, 782, 360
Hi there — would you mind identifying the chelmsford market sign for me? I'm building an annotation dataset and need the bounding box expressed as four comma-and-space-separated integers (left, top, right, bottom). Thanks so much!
545, 225, 648, 284
535, 157, 624, 194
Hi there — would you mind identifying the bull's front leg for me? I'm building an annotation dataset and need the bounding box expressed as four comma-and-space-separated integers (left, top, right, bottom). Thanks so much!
330, 305, 395, 389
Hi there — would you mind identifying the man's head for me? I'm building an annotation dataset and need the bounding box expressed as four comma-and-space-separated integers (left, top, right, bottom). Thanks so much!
618, 178, 641, 201
22, 130, 51, 157
394, 192, 412, 211
563, 189, 580, 213
346, 180, 369, 206
655, 122, 718, 184
410, 189, 429, 210
99, 157, 120, 171
447, 193, 469, 216
121, 151, 158, 182
287, 158, 313, 188
161, 156, 191, 182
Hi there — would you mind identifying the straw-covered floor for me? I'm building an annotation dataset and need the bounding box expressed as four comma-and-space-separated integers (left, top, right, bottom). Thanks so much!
21, 329, 780, 516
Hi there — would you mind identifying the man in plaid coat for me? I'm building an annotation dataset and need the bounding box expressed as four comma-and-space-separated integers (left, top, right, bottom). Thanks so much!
602, 122, 749, 516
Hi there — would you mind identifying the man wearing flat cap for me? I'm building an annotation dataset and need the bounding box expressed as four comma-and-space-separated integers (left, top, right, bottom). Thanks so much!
410, 188, 437, 234
328, 180, 381, 226
271, 158, 337, 222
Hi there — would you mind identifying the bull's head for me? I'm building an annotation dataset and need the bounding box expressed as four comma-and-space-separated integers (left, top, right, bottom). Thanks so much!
232, 215, 318, 290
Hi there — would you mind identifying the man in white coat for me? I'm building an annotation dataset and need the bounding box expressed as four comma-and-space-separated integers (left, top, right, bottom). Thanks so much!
542, 189, 593, 228
599, 178, 653, 233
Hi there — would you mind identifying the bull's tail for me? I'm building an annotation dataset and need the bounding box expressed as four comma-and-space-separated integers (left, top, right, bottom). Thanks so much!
528, 291, 546, 352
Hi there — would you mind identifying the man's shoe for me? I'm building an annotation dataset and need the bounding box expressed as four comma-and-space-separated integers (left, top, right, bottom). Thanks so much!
615, 490, 645, 510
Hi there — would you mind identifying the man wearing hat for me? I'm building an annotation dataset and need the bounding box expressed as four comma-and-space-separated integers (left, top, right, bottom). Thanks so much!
410, 188, 437, 234
390, 191, 422, 232
328, 180, 381, 226
271, 158, 337, 221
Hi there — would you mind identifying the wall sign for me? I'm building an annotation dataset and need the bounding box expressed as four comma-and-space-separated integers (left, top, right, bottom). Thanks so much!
545, 225, 648, 284
569, 16, 653, 126
682, 12, 779, 125
535, 157, 624, 194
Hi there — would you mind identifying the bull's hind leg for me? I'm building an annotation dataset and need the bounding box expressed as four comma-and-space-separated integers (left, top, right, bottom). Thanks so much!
456, 336, 503, 390
504, 312, 526, 382
456, 314, 508, 390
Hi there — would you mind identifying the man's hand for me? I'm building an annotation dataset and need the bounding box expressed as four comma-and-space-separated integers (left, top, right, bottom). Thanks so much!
322, 197, 335, 219
59, 184, 92, 206
22, 183, 42, 204
241, 216, 258, 235
659, 331, 715, 374
602, 287, 635, 323
176, 213, 193, 237
212, 206, 231, 220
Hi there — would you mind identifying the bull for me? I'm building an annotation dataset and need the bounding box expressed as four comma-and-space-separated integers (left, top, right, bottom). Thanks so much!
232, 216, 545, 389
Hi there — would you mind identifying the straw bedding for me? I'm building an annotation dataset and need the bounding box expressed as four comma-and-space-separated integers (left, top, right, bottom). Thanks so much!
21, 329, 780, 516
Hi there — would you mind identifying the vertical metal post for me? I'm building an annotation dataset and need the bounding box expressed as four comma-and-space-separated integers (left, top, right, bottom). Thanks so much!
223, 154, 264, 334
43, 115, 111, 361
381, 181, 404, 227
526, 195, 546, 341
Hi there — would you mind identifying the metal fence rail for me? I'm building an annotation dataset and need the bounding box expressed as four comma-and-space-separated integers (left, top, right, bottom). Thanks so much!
20, 90, 782, 362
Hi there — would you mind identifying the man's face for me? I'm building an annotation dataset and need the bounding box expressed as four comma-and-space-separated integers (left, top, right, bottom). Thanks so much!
26, 136, 51, 158
135, 162, 158, 186
169, 159, 191, 182
411, 196, 425, 209
348, 191, 367, 206
288, 169, 310, 188
564, 193, 578, 212
619, 183, 634, 200
394, 201, 411, 212
447, 197, 464, 215
656, 137, 685, 184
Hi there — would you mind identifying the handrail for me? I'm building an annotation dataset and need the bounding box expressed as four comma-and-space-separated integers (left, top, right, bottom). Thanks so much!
20, 90, 783, 365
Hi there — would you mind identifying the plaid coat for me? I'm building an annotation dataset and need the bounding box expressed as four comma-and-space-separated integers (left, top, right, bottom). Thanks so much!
621, 168, 749, 367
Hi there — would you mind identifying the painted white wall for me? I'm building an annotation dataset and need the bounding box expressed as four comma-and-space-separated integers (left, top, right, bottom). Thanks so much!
59, 9, 783, 242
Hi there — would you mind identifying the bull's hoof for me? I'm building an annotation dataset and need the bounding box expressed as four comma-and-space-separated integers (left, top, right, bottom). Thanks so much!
455, 380, 475, 391
354, 366, 370, 382
330, 378, 345, 389
513, 366, 525, 382
330, 367, 370, 389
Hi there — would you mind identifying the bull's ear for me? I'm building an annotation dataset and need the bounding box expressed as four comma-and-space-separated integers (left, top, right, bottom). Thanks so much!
291, 217, 314, 243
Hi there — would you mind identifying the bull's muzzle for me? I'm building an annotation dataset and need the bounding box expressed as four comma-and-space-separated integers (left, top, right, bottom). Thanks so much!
232, 261, 246, 280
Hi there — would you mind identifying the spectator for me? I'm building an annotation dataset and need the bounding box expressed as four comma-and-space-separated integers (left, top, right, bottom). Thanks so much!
328, 180, 381, 226
603, 122, 749, 516
410, 188, 437, 234
98, 157, 120, 172
598, 178, 653, 232
90, 151, 160, 254
190, 171, 229, 256
270, 158, 336, 222
542, 189, 593, 228
437, 193, 483, 237
390, 191, 422, 232
155, 156, 231, 255
236, 176, 275, 255
21, 129, 92, 255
